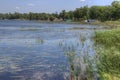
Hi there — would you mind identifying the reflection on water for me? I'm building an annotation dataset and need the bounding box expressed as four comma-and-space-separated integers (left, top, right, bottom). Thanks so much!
0, 20, 100, 80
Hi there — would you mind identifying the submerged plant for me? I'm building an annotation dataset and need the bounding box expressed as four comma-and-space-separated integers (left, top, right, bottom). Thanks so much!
35, 38, 44, 44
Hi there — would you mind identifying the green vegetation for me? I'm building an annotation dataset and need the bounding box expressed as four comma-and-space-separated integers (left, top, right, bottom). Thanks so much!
59, 29, 120, 80
0, 1, 120, 22
19, 27, 39, 31
94, 29, 120, 80
89, 21, 120, 29
59, 34, 97, 80
95, 29, 120, 49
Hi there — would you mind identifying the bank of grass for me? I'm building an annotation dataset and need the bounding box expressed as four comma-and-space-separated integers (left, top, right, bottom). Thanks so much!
95, 29, 120, 49
94, 29, 120, 80
70, 20, 120, 28
91, 21, 120, 29
64, 20, 120, 29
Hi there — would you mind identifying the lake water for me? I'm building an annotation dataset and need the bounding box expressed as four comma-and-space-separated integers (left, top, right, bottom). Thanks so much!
0, 20, 100, 80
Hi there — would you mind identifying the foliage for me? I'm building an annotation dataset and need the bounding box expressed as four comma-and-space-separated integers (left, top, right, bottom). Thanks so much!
0, 1, 120, 21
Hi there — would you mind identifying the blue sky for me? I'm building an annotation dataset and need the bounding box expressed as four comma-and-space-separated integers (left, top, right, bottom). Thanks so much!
0, 0, 115, 13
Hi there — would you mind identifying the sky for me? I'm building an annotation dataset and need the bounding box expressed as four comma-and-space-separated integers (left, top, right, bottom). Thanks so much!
0, 0, 116, 13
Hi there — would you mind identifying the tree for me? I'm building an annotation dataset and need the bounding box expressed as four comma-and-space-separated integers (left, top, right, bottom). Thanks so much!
49, 15, 55, 21
59, 10, 66, 20
112, 1, 120, 8
111, 1, 120, 20
0, 1, 120, 21
68, 11, 74, 20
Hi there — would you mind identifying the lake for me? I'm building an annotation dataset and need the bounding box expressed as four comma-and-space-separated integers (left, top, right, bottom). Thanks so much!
0, 20, 100, 80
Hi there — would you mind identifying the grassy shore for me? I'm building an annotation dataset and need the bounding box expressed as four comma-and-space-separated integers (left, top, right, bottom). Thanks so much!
50, 20, 120, 29
71, 20, 120, 29
90, 21, 120, 29
94, 29, 120, 80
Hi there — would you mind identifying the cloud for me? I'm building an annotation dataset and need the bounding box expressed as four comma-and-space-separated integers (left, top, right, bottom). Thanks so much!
15, 7, 20, 10
28, 3, 35, 7
80, 0, 85, 2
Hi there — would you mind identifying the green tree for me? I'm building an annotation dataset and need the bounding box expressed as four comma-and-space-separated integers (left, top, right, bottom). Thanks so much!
59, 10, 66, 20
111, 1, 120, 20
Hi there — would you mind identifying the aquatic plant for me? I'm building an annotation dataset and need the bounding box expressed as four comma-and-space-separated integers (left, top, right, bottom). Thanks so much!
19, 27, 39, 31
35, 38, 44, 44
59, 31, 98, 80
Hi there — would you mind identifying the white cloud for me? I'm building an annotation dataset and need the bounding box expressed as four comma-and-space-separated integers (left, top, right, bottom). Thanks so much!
28, 3, 34, 7
15, 7, 20, 10
80, 0, 85, 2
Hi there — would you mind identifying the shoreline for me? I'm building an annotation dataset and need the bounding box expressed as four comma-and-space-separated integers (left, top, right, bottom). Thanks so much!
33, 20, 120, 29
1, 19, 120, 29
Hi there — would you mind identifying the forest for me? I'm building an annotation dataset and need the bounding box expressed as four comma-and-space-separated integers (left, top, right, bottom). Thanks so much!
0, 1, 120, 21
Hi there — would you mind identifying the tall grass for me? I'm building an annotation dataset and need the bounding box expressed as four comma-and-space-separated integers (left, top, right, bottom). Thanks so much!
95, 29, 120, 50
59, 29, 120, 80
59, 32, 97, 80
94, 29, 120, 80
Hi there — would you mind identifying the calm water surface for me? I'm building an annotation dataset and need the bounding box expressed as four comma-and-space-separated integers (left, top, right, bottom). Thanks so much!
0, 20, 100, 80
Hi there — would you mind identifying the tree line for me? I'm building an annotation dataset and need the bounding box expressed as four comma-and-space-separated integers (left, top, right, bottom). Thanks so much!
0, 1, 120, 21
